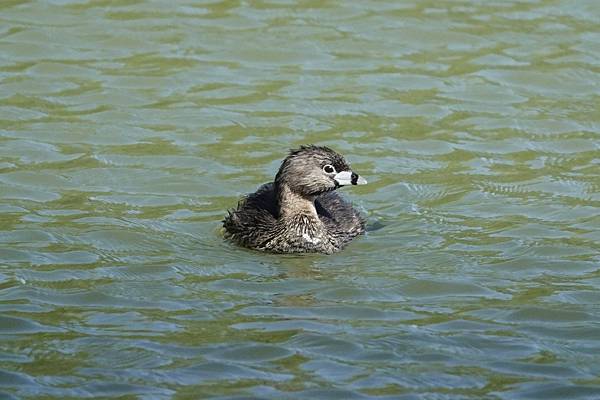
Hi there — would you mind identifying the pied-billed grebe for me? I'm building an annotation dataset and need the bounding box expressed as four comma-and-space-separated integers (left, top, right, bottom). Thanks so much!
223, 145, 367, 254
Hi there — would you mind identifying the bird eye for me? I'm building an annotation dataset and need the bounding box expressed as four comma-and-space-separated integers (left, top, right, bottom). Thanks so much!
323, 164, 336, 174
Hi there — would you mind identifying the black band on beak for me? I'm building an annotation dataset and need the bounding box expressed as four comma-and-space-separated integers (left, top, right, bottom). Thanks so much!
351, 172, 359, 185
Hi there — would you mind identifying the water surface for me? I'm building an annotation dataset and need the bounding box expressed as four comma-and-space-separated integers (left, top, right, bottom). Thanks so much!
1, 0, 600, 399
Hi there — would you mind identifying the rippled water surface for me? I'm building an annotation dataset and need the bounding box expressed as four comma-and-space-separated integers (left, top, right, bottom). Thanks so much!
1, 0, 600, 399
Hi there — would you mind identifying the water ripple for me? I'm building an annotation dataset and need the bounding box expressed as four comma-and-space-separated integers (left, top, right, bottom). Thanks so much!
1, 0, 600, 399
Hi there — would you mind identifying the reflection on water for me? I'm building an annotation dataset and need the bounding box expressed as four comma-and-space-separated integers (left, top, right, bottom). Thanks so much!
1, 0, 600, 399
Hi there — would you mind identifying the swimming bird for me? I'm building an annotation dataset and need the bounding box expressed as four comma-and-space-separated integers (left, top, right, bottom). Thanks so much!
223, 145, 367, 254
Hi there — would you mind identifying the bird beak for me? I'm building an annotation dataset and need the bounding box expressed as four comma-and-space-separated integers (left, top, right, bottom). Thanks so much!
334, 170, 367, 186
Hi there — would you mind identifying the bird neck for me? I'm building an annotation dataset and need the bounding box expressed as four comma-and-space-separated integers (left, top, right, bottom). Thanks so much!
276, 183, 318, 220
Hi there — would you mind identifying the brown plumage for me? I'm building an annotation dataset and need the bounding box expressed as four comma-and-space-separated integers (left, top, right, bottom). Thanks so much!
223, 145, 367, 254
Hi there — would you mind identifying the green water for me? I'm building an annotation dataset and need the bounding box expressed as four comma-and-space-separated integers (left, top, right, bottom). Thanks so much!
1, 0, 600, 398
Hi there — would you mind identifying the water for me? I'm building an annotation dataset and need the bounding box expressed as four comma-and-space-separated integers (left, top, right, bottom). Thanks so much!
1, 0, 600, 398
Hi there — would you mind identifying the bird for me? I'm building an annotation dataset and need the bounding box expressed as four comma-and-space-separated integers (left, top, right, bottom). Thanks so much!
223, 145, 367, 254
